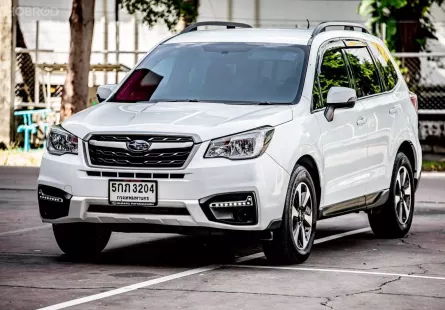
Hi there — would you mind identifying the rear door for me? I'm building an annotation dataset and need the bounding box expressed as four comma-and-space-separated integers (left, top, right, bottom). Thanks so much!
312, 42, 369, 212
366, 41, 405, 193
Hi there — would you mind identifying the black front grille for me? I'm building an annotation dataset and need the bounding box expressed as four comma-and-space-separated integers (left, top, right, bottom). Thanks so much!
87, 134, 194, 168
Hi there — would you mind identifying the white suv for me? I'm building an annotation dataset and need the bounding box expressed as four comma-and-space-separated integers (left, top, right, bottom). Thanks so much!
38, 21, 422, 264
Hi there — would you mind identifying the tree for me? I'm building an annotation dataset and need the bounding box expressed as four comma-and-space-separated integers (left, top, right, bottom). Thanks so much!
118, 0, 199, 29
60, 0, 199, 120
359, 0, 444, 53
60, 0, 96, 120
359, 0, 444, 83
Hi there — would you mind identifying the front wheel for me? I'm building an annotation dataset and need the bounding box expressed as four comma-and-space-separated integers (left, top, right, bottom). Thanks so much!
262, 165, 318, 264
53, 223, 111, 258
368, 152, 415, 238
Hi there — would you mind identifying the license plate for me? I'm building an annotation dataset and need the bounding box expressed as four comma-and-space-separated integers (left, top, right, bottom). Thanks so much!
108, 180, 158, 206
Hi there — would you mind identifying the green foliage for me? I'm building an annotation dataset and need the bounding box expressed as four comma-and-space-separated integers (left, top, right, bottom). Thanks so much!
344, 50, 382, 96
313, 49, 350, 109
359, 0, 444, 52
422, 160, 445, 172
118, 0, 199, 31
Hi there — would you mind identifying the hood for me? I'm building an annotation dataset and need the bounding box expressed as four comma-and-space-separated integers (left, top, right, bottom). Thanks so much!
62, 101, 293, 141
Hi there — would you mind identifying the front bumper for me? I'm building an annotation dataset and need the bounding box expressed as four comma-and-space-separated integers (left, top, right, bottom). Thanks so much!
38, 142, 289, 231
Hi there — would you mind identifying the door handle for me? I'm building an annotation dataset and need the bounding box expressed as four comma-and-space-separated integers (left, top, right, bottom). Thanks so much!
356, 116, 367, 126
389, 107, 398, 114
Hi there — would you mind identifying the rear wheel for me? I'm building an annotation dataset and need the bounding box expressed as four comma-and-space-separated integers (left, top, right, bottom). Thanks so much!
53, 223, 111, 258
262, 165, 318, 264
368, 152, 415, 238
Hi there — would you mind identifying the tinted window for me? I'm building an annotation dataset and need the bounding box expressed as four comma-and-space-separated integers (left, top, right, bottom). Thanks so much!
344, 47, 382, 97
368, 42, 399, 90
112, 43, 308, 104
313, 48, 351, 110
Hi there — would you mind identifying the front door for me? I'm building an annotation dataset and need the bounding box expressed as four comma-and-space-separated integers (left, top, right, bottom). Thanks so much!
312, 43, 369, 211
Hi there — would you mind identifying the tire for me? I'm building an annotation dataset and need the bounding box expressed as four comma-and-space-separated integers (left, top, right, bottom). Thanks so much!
53, 223, 111, 258
262, 165, 318, 264
368, 152, 415, 238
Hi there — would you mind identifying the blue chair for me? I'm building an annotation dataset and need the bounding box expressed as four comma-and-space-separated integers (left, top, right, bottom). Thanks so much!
14, 109, 52, 152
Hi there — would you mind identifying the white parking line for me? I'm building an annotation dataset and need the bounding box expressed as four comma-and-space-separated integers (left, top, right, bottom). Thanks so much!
0, 224, 51, 237
37, 227, 371, 310
314, 227, 371, 244
225, 264, 445, 281
38, 265, 219, 310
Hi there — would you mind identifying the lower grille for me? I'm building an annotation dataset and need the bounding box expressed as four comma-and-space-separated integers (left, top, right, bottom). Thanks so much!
87, 134, 194, 169
88, 205, 190, 215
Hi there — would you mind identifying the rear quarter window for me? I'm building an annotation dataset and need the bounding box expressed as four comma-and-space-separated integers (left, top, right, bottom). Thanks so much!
368, 42, 399, 91
343, 47, 382, 97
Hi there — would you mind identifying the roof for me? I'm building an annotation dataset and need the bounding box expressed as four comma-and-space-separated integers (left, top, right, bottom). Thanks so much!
165, 28, 314, 45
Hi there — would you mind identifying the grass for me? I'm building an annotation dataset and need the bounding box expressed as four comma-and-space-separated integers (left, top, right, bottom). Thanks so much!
422, 160, 445, 172
0, 149, 44, 166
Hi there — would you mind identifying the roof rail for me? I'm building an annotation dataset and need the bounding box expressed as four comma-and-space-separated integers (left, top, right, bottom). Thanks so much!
308, 21, 370, 44
180, 21, 252, 34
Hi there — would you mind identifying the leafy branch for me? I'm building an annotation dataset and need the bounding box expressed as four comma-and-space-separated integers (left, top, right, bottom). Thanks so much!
118, 0, 199, 30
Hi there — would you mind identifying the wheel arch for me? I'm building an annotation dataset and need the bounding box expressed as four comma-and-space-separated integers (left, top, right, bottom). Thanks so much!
296, 155, 321, 210
396, 141, 417, 174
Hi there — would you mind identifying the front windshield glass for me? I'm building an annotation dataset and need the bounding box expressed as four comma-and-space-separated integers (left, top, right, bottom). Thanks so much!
112, 42, 308, 104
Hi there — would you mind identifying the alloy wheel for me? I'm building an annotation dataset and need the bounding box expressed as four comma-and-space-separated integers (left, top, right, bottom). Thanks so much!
291, 182, 313, 250
395, 166, 412, 225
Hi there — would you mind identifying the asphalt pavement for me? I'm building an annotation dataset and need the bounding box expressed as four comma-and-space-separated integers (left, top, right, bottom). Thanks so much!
0, 167, 444, 310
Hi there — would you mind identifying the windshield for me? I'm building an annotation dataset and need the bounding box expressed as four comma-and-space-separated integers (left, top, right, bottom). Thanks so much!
112, 42, 308, 104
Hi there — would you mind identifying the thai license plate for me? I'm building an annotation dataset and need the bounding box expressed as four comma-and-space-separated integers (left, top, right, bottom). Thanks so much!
108, 180, 157, 206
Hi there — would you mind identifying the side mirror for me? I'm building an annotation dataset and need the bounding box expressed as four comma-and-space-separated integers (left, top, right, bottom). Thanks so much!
96, 84, 117, 103
324, 87, 357, 122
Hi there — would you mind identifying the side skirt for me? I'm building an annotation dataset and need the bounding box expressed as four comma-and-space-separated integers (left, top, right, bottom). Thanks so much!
319, 189, 389, 220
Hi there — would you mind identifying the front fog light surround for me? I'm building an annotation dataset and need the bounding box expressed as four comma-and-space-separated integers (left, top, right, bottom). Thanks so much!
199, 192, 258, 225
47, 125, 79, 155
204, 127, 274, 160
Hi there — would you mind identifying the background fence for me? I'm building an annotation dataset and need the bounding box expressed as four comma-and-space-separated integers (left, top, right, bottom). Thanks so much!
12, 23, 445, 152
394, 53, 445, 112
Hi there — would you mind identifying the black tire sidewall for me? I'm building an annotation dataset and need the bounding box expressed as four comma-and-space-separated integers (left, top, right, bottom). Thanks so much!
283, 165, 318, 257
53, 223, 111, 257
388, 153, 415, 233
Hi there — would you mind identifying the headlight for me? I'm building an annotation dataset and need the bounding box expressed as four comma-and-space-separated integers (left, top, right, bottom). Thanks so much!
47, 125, 79, 155
204, 127, 274, 160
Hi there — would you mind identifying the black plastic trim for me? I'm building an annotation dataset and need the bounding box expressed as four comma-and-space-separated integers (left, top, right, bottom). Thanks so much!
199, 192, 258, 226
38, 185, 72, 220
88, 205, 189, 216
309, 21, 370, 45
180, 21, 252, 34
265, 219, 282, 230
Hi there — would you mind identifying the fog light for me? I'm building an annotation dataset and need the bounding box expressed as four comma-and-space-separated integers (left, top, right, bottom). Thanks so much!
38, 189, 64, 203
209, 196, 253, 208
199, 192, 257, 225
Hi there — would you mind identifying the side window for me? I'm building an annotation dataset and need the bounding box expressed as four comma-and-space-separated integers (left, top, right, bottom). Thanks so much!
313, 48, 351, 110
368, 42, 399, 90
343, 47, 382, 97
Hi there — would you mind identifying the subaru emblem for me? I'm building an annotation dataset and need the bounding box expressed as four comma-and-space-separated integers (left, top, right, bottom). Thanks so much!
127, 140, 151, 152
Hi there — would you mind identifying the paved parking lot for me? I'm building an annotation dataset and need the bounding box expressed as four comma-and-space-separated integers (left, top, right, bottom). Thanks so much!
0, 167, 444, 310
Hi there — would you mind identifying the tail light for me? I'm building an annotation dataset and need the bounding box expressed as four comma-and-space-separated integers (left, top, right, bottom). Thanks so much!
409, 91, 418, 112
